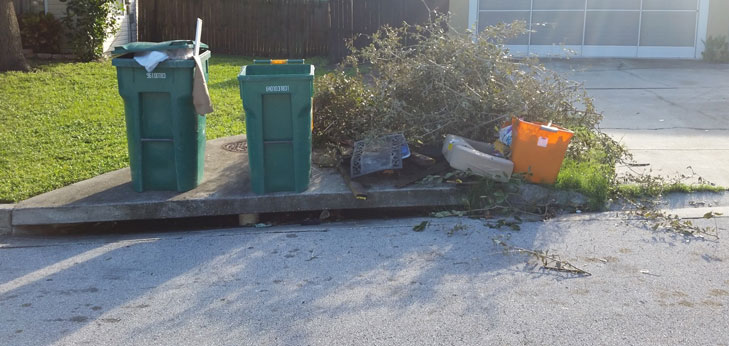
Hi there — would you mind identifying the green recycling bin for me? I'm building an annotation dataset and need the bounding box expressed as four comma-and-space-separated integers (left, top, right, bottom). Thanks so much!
111, 40, 210, 192
238, 59, 314, 194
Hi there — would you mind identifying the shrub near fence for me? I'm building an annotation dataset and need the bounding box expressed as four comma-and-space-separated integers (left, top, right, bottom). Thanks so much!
138, 0, 448, 61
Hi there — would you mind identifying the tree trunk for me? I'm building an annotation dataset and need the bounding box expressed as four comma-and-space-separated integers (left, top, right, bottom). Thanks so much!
0, 0, 29, 72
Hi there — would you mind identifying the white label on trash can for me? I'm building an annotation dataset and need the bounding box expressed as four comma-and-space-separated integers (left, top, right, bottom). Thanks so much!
146, 72, 166, 79
537, 136, 548, 147
266, 85, 289, 92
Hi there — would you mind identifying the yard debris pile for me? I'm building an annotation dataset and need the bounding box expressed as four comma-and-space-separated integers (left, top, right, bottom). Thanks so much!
313, 16, 604, 147
313, 14, 624, 205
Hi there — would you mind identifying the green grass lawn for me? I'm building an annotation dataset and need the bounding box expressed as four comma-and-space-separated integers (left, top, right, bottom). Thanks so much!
0, 55, 328, 203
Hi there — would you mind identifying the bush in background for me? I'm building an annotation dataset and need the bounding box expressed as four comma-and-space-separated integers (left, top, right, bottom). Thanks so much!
19, 12, 63, 53
702, 35, 729, 63
60, 0, 122, 61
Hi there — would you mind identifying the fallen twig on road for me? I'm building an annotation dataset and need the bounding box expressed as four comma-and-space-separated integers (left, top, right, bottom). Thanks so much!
629, 200, 721, 240
493, 239, 591, 276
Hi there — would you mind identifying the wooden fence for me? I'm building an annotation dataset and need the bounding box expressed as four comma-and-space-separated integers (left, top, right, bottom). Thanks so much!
138, 0, 448, 61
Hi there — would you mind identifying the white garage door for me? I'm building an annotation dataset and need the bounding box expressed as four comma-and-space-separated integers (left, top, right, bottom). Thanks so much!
474, 0, 710, 58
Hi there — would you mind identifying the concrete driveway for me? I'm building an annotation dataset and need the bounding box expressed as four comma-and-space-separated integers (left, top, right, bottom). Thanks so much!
544, 59, 729, 187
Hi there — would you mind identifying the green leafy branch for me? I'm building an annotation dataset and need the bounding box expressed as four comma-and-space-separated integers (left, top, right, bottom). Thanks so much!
493, 239, 591, 276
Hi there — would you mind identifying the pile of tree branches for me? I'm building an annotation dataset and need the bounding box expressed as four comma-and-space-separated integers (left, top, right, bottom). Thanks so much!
314, 15, 603, 147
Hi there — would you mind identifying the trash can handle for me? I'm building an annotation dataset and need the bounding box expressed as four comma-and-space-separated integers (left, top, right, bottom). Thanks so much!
540, 125, 559, 132
254, 59, 305, 65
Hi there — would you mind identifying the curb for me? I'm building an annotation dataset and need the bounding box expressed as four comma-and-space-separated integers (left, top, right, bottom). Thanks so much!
5, 135, 590, 236
509, 184, 587, 211
8, 183, 588, 236
658, 191, 729, 209
607, 191, 729, 212
0, 204, 14, 236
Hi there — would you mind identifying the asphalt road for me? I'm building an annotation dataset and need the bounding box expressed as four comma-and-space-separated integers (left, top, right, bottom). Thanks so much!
2, 210, 728, 345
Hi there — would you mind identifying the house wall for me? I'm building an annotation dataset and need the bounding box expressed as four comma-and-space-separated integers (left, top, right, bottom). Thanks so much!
448, 0, 469, 33
129, 0, 137, 43
707, 0, 729, 38
451, 0, 723, 58
45, 0, 136, 54
12, 0, 44, 14
453, 0, 729, 39
104, 5, 132, 52
45, 0, 65, 18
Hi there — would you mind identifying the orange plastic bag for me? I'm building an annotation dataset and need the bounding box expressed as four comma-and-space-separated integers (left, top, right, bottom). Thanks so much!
510, 118, 574, 184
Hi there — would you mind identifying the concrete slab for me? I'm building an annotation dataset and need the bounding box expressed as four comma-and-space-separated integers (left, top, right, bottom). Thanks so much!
545, 57, 729, 69
592, 89, 729, 130
543, 59, 729, 187
624, 68, 729, 89
556, 69, 666, 90
602, 129, 729, 150
0, 204, 13, 236
11, 136, 467, 229
615, 148, 729, 187
544, 58, 729, 86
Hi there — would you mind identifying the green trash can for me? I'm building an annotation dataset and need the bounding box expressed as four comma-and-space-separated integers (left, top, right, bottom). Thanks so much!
111, 40, 211, 192
238, 59, 314, 194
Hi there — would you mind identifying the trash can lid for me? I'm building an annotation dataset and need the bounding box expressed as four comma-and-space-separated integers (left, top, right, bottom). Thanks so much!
112, 40, 209, 55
